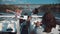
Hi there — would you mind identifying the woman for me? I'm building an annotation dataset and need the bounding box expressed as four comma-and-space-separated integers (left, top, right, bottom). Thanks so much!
42, 12, 56, 33
6, 8, 23, 34
30, 12, 57, 34
21, 16, 31, 34
30, 18, 44, 34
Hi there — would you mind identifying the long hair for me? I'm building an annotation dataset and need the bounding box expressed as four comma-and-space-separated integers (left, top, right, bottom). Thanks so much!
42, 12, 56, 33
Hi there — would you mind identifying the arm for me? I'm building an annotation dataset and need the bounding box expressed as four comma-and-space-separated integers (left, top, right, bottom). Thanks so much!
30, 30, 35, 34
6, 9, 15, 14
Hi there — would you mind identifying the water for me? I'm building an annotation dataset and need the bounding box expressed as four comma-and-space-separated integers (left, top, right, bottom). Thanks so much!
0, 11, 60, 17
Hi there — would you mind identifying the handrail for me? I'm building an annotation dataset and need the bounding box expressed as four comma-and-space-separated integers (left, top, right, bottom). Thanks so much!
0, 15, 60, 19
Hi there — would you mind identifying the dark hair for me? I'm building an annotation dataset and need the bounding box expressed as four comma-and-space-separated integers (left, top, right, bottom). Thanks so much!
24, 13, 28, 15
33, 8, 38, 14
42, 12, 56, 33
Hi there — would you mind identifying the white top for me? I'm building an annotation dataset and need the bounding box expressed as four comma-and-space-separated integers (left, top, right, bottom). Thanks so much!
34, 26, 44, 34
0, 23, 3, 31
9, 11, 21, 34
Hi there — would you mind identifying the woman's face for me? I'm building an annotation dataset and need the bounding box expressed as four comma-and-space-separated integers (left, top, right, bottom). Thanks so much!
15, 9, 23, 14
27, 16, 32, 21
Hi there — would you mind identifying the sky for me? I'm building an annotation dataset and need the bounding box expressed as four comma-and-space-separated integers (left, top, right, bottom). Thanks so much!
0, 0, 60, 4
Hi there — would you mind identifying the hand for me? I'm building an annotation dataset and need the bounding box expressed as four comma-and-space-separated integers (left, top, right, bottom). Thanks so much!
34, 21, 42, 27
6, 9, 11, 12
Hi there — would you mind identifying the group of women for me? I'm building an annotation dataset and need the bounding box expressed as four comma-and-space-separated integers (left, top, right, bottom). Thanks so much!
6, 8, 57, 34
